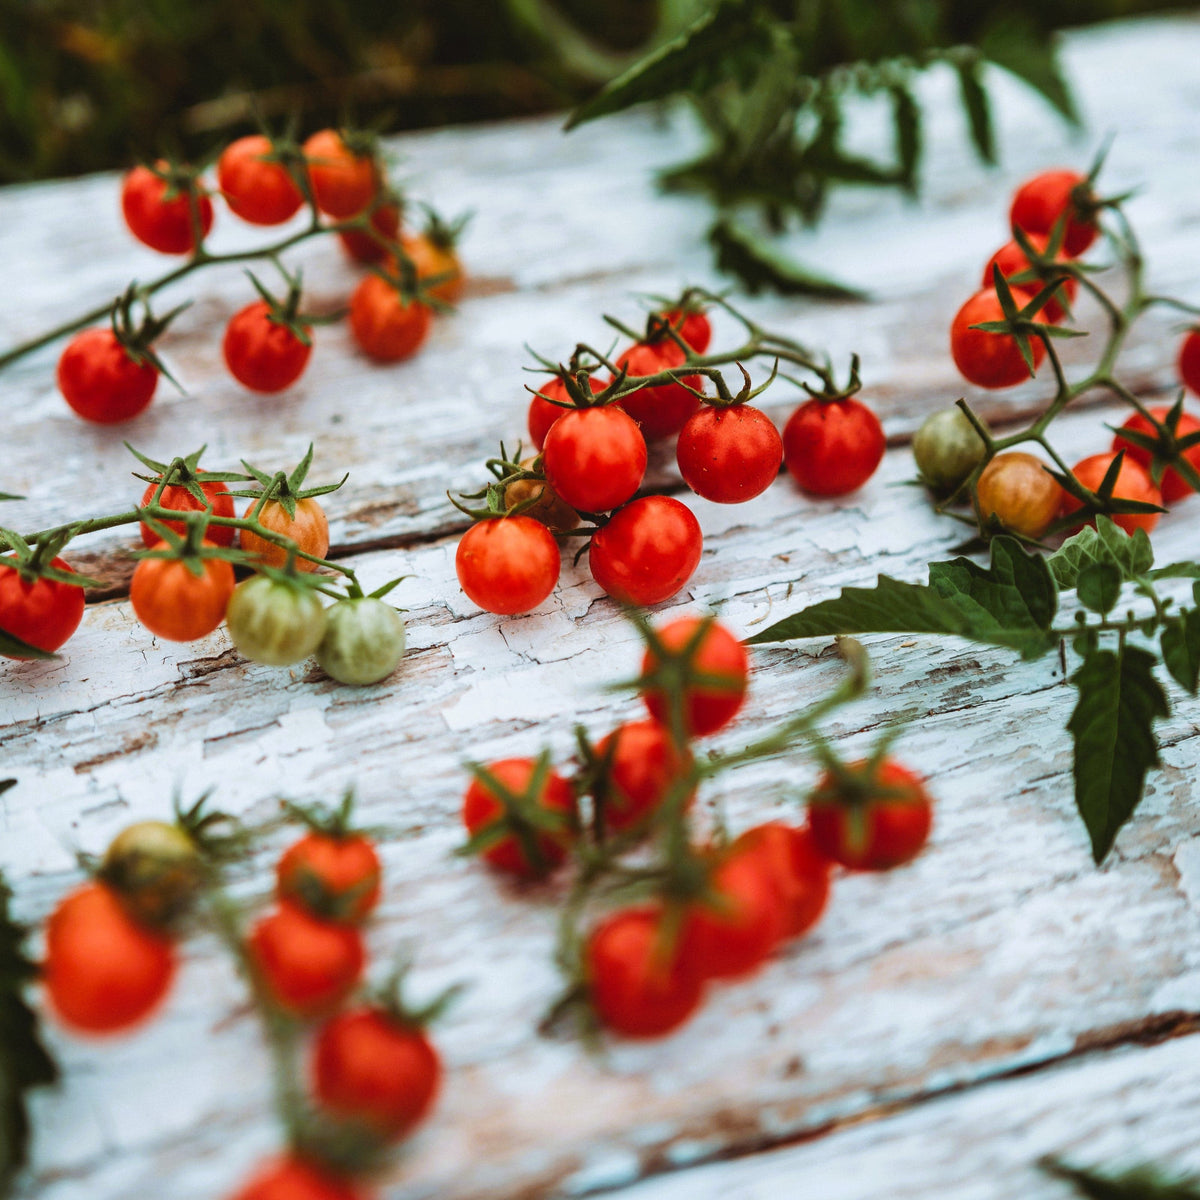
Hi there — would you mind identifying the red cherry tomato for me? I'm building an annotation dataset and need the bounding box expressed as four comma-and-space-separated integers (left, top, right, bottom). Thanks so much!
677, 404, 783, 503
226, 1156, 368, 1200
338, 204, 401, 264
808, 758, 933, 870
455, 516, 560, 615
640, 617, 749, 738
302, 129, 379, 220
121, 163, 214, 254
312, 1007, 440, 1141
222, 301, 313, 393
1180, 330, 1200, 398
783, 396, 885, 496
614, 341, 702, 440
1063, 452, 1162, 536
1010, 169, 1097, 258
588, 495, 702, 606
57, 328, 158, 424
542, 406, 647, 513
0, 556, 85, 657
983, 235, 1077, 323
43, 882, 176, 1034
585, 905, 705, 1038
217, 135, 304, 226
950, 289, 1047, 390
660, 307, 711, 353
348, 273, 432, 363
592, 719, 690, 834
527, 375, 605, 451
277, 832, 381, 924
1112, 406, 1200, 504
129, 551, 235, 642
139, 479, 236, 547
731, 822, 830, 940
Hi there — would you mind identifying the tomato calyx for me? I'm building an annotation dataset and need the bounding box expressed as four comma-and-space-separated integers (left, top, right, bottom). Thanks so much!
452, 441, 589, 532
1047, 447, 1167, 531
106, 283, 190, 389
413, 203, 470, 254
1108, 393, 1200, 494
971, 268, 1085, 377
138, 157, 214, 253
241, 267, 322, 348
237, 443, 348, 525
366, 954, 463, 1032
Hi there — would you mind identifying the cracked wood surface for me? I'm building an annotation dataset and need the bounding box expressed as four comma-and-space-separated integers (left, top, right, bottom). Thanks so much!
4, 14, 1200, 1200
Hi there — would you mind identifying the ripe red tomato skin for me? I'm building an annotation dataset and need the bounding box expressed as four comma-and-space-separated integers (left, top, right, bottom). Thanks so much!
808, 760, 933, 870
677, 405, 783, 503
139, 480, 236, 547
1182, 332, 1200, 398
640, 617, 749, 737
461, 757, 575, 877
1063, 453, 1162, 536
223, 301, 313, 393
614, 341, 702, 440
527, 375, 605, 451
661, 308, 711, 354
217, 135, 304, 226
302, 129, 378, 220
950, 289, 1047, 390
585, 905, 705, 1038
542, 406, 647, 513
782, 397, 885, 497
43, 882, 176, 1035
593, 719, 689, 833
348, 273, 432, 363
1113, 407, 1200, 504
0, 556, 85, 656
732, 822, 830, 940
983, 236, 1076, 324
312, 1007, 441, 1140
455, 517, 560, 615
57, 328, 158, 423
121, 164, 214, 254
588, 496, 702, 606
338, 204, 401, 264
277, 833, 381, 924
1010, 169, 1097, 258
226, 1156, 369, 1200
129, 552, 235, 642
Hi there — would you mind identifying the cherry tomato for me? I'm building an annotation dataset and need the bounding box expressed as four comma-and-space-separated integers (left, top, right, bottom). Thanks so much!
912, 407, 987, 497
660, 307, 711, 353
1010, 169, 1097, 258
731, 822, 830, 940
614, 340, 702, 440
503, 460, 579, 534
951, 289, 1046, 390
542, 406, 647, 513
225, 576, 327, 666
349, 273, 432, 363
0, 556, 85, 657
677, 846, 786, 981
121, 163, 214, 254
585, 905, 705, 1038
217, 135, 304, 226
338, 204, 401, 264
782, 396, 885, 497
808, 758, 933, 870
223, 302, 313, 393
461, 757, 575, 877
129, 550, 235, 642
1113, 407, 1200, 503
43, 881, 176, 1035
975, 451, 1063, 538
527, 374, 605, 452
400, 231, 463, 305
312, 1007, 440, 1140
277, 831, 381, 924
640, 617, 749, 738
226, 1156, 368, 1200
1063, 452, 1162, 536
102, 820, 203, 928
455, 516, 560, 615
587, 495, 702, 606
140, 479, 236, 548
240, 497, 329, 571
983, 235, 1076, 323
57, 328, 157, 424
317, 597, 406, 686
303, 129, 378, 220
247, 903, 365, 1018
676, 404, 783, 503
1182, 330, 1200, 397
592, 719, 689, 834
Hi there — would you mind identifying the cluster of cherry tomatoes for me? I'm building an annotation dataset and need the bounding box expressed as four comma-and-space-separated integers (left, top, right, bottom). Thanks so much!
55, 128, 464, 424
461, 615, 933, 1037
454, 297, 887, 617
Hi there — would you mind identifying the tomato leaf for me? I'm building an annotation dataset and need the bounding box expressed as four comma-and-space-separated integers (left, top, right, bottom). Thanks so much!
1043, 1158, 1200, 1199
1076, 563, 1123, 615
954, 52, 995, 165
981, 17, 1079, 126
890, 82, 921, 195
1068, 642, 1168, 864
1160, 585, 1200, 695
707, 219, 868, 300
0, 629, 56, 661
1048, 518, 1154, 589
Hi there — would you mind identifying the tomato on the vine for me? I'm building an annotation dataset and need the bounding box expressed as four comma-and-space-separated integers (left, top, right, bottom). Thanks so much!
983, 235, 1076, 323
640, 617, 749, 738
277, 830, 381, 924
140, 479, 236, 548
614, 340, 702, 440
585, 905, 705, 1038
1010, 169, 1098, 258
57, 328, 158, 424
592, 719, 689, 834
240, 497, 329, 571
129, 550, 235, 642
975, 451, 1063, 538
541, 406, 647, 513
455, 516, 560, 615
312, 1007, 440, 1140
587, 495, 702, 606
912, 407, 987, 497
317, 597, 406, 686
43, 881, 176, 1034
808, 758, 933, 870
121, 163, 213, 255
225, 576, 327, 667
782, 396, 885, 497
1179, 330, 1200, 398
0, 556, 85, 657
349, 273, 432, 363
302, 129, 379, 220
951, 289, 1046, 390
339, 204, 401, 264
527, 374, 605, 451
1063, 452, 1162, 536
217, 135, 304, 226
1113, 407, 1200, 503
676, 404, 783, 503
502, 461, 579, 533
102, 820, 203, 928
400, 231, 463, 305
223, 302, 313, 393
227, 1156, 367, 1200
660, 306, 711, 354
731, 822, 830, 940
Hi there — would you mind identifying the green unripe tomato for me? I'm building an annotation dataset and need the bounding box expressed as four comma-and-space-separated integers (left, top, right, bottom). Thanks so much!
103, 820, 203, 927
913, 407, 988, 496
225, 575, 327, 666
317, 596, 406, 685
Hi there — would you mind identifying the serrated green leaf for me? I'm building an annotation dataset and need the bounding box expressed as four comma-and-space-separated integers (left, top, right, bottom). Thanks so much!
954, 54, 994, 165
707, 218, 867, 299
1067, 643, 1168, 863
1076, 563, 1122, 614
1049, 519, 1154, 589
1160, 584, 1200, 695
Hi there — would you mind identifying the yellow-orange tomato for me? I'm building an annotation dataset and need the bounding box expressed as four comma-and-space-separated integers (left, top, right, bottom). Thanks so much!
349, 273, 432, 363
241, 498, 330, 572
400, 232, 463, 304
130, 549, 235, 641
1063, 452, 1163, 536
975, 452, 1064, 538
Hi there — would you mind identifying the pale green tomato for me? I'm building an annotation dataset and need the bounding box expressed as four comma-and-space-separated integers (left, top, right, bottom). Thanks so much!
225, 575, 327, 666
317, 596, 406, 685
913, 407, 988, 496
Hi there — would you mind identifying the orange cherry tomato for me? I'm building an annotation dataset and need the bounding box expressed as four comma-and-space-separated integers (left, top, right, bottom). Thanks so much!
240, 498, 330, 571
129, 549, 235, 641
975, 452, 1064, 538
400, 232, 463, 304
